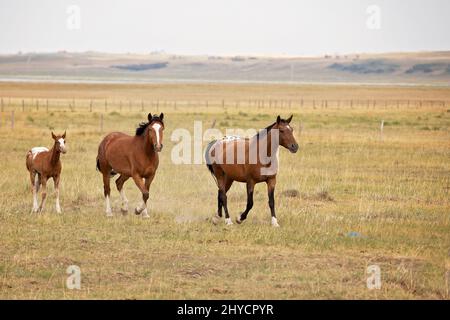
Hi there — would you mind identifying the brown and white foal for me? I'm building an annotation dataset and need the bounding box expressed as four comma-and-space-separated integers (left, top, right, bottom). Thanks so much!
26, 132, 67, 213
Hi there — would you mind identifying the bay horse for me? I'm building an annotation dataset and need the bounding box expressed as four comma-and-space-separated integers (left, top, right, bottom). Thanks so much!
96, 113, 164, 217
205, 115, 298, 227
26, 131, 67, 213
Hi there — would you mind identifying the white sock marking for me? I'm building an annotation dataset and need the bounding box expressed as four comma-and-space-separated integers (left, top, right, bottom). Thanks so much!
120, 189, 128, 210
271, 217, 280, 227
105, 195, 112, 216
32, 190, 38, 211
55, 190, 61, 213
141, 208, 150, 218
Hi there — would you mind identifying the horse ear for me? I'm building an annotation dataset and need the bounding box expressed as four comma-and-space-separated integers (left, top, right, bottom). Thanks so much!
62, 131, 66, 139
276, 115, 281, 124
51, 131, 56, 140
287, 114, 293, 123
148, 113, 152, 122
159, 113, 164, 121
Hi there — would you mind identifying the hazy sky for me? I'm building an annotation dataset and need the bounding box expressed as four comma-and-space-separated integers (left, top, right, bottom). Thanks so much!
0, 0, 449, 55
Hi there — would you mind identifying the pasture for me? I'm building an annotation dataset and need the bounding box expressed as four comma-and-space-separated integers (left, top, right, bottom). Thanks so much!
0, 82, 449, 299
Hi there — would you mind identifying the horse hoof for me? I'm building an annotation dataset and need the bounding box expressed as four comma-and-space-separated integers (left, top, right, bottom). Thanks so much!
236, 216, 243, 224
134, 208, 141, 215
121, 208, 128, 215
225, 218, 233, 226
211, 215, 221, 225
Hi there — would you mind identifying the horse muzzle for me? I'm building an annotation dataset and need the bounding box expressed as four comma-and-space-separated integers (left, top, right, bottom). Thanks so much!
153, 144, 163, 152
289, 143, 299, 153
60, 147, 67, 154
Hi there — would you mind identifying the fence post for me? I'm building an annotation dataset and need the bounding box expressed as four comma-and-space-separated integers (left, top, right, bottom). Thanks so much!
380, 120, 384, 140
22, 99, 25, 112
11, 111, 14, 129
46, 99, 49, 112
100, 114, 104, 132
105, 100, 107, 112
1, 98, 3, 112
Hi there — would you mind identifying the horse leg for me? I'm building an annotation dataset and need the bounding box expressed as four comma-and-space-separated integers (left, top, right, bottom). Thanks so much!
236, 180, 255, 224
212, 190, 223, 224
29, 171, 39, 213
38, 176, 48, 214
115, 175, 130, 215
267, 177, 279, 227
212, 173, 233, 225
103, 173, 113, 217
54, 174, 61, 213
220, 177, 233, 225
141, 176, 153, 218
211, 167, 223, 224
132, 174, 150, 218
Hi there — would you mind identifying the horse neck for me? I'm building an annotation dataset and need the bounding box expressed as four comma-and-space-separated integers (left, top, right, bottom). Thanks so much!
251, 126, 278, 158
50, 144, 60, 166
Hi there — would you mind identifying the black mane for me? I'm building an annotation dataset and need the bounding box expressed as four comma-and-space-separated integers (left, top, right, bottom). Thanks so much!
256, 122, 276, 140
135, 115, 164, 136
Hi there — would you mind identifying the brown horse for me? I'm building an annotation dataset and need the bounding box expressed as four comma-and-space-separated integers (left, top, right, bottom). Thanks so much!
26, 131, 67, 213
96, 113, 164, 217
205, 115, 298, 227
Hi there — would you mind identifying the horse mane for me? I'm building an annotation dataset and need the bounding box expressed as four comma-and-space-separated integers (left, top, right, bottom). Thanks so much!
256, 122, 276, 140
135, 115, 164, 136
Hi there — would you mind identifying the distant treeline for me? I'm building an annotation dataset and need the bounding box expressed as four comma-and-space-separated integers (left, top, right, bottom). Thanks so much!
112, 62, 168, 71
329, 59, 450, 75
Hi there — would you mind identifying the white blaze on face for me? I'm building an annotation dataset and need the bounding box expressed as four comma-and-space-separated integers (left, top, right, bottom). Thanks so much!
152, 123, 162, 146
58, 138, 65, 149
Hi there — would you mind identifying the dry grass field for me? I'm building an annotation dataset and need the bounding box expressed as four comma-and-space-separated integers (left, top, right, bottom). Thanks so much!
0, 82, 449, 299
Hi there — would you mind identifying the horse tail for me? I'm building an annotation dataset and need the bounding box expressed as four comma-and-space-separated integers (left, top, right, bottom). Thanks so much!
96, 157, 101, 172
205, 140, 218, 185
26, 150, 32, 171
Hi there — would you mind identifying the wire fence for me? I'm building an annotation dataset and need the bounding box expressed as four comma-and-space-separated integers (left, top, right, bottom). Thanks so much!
0, 97, 448, 114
